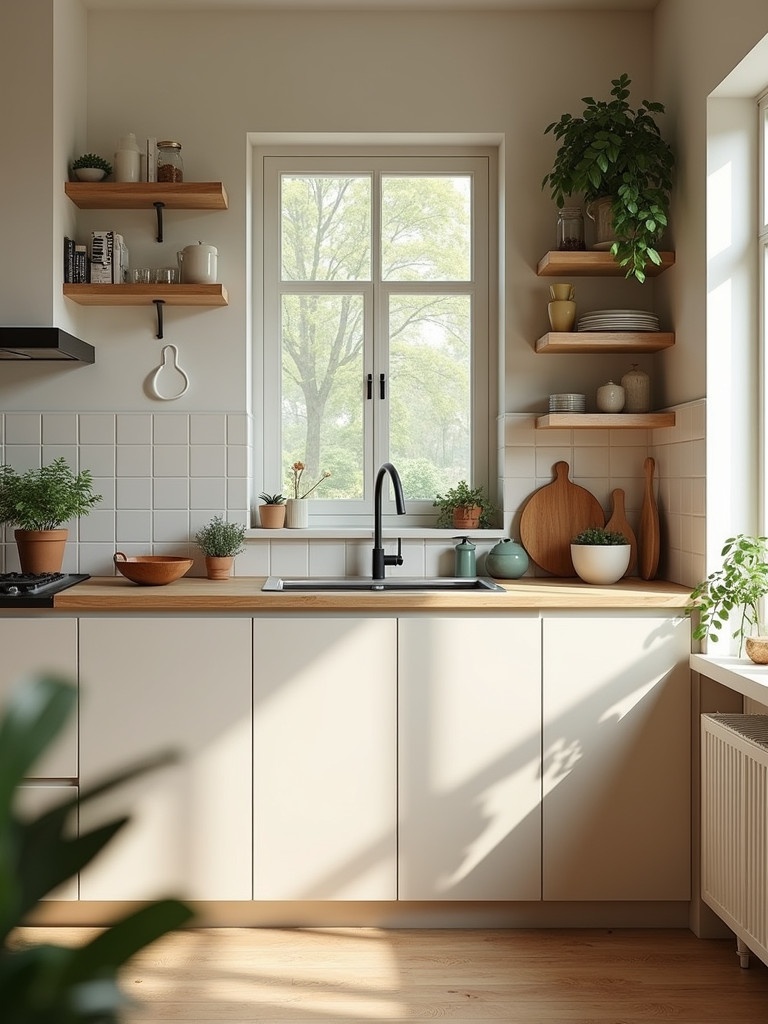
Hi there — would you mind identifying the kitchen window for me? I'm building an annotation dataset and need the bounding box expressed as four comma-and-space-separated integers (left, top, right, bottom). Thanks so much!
761, 94, 768, 526
255, 148, 496, 523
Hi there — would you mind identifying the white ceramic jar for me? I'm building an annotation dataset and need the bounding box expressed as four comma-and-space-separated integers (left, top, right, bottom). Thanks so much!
177, 242, 218, 284
114, 132, 141, 183
596, 380, 625, 413
621, 364, 651, 412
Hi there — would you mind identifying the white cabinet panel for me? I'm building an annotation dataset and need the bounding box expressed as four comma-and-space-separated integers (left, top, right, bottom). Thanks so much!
253, 617, 397, 900
542, 613, 690, 901
0, 617, 78, 778
17, 784, 79, 900
398, 615, 542, 900
79, 617, 252, 901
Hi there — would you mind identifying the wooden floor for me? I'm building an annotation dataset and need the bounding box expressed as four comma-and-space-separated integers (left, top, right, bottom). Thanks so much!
15, 927, 768, 1022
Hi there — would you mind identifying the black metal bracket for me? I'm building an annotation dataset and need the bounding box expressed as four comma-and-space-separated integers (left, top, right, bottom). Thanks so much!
153, 201, 165, 243
153, 299, 165, 339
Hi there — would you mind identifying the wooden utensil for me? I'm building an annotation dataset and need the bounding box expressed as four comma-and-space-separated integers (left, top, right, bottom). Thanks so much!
638, 457, 660, 580
520, 460, 604, 576
605, 487, 637, 576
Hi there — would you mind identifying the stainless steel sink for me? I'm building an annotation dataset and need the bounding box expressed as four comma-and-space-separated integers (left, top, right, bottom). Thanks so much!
262, 576, 506, 593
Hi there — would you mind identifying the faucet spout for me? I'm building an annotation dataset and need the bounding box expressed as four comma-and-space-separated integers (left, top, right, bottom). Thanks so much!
372, 462, 406, 579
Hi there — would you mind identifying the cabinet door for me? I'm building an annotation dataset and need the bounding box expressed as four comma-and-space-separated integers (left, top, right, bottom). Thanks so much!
17, 785, 78, 900
79, 617, 252, 901
398, 615, 542, 900
542, 613, 690, 901
253, 617, 397, 900
0, 617, 78, 778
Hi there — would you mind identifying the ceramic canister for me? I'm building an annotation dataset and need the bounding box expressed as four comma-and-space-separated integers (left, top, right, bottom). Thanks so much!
485, 538, 529, 579
596, 380, 625, 413
177, 242, 218, 284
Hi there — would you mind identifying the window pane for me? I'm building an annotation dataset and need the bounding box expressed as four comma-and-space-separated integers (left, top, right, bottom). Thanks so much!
282, 294, 365, 499
388, 294, 471, 498
381, 176, 471, 281
281, 175, 371, 281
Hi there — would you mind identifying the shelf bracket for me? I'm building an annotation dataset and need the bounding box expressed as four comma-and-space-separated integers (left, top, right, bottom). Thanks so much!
153, 299, 165, 339
153, 201, 165, 243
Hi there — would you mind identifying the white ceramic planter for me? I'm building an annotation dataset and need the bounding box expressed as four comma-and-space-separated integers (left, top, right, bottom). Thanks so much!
570, 543, 631, 585
285, 498, 309, 528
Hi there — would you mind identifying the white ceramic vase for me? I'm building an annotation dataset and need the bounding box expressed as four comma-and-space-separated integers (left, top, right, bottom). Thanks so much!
285, 498, 309, 528
570, 544, 631, 585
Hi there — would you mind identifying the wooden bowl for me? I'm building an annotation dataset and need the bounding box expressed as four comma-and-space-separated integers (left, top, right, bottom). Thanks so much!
113, 552, 193, 586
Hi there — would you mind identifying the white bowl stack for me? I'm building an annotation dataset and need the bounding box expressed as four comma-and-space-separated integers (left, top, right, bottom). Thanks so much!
548, 393, 586, 413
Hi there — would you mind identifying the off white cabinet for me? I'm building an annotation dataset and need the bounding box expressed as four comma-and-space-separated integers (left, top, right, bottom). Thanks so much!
542, 613, 690, 901
252, 617, 397, 900
0, 617, 78, 778
78, 617, 252, 901
398, 615, 542, 900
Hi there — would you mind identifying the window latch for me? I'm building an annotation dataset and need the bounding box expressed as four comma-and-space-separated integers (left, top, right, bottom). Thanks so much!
380, 373, 386, 399
366, 373, 373, 399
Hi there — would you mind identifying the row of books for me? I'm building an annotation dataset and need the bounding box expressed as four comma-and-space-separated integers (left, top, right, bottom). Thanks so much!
64, 231, 130, 284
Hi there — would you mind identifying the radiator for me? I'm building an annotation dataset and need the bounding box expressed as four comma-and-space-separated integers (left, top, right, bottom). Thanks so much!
701, 714, 768, 969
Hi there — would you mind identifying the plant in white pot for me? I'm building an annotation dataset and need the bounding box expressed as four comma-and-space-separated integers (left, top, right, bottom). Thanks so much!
194, 514, 246, 579
570, 527, 631, 584
686, 534, 768, 661
0, 457, 102, 573
70, 152, 113, 181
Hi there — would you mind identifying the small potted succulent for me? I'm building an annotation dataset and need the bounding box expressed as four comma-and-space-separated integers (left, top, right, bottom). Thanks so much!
194, 514, 246, 580
570, 527, 631, 584
70, 152, 113, 181
687, 534, 768, 661
433, 481, 497, 530
258, 492, 287, 529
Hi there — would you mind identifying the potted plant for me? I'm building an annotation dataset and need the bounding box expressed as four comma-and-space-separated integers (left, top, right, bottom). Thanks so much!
0, 673, 192, 1021
570, 526, 631, 584
0, 457, 102, 573
194, 514, 246, 579
258, 492, 287, 529
687, 534, 768, 661
285, 462, 332, 528
541, 73, 674, 282
433, 481, 497, 529
70, 152, 113, 181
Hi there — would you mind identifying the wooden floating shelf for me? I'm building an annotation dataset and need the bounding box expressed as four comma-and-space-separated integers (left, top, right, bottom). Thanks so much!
536, 251, 675, 277
536, 332, 675, 353
536, 412, 676, 430
63, 284, 228, 306
64, 181, 229, 210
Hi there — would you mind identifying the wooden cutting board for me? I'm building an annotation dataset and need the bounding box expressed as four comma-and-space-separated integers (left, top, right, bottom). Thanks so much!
520, 461, 604, 576
638, 457, 660, 580
605, 487, 637, 576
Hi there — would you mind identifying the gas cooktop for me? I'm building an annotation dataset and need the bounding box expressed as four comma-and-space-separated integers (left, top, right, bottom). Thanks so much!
0, 572, 90, 606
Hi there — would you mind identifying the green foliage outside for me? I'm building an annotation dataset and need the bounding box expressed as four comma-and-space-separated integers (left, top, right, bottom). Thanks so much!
0, 675, 192, 1022
0, 459, 102, 531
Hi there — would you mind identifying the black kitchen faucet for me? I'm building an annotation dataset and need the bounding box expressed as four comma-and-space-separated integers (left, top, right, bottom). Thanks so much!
372, 462, 406, 580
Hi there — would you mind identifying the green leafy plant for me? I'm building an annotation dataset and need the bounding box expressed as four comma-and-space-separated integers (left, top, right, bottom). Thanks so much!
572, 527, 628, 545
0, 458, 102, 531
541, 73, 674, 282
0, 674, 193, 1022
194, 514, 246, 557
433, 481, 497, 529
70, 153, 113, 176
258, 492, 286, 505
687, 534, 768, 655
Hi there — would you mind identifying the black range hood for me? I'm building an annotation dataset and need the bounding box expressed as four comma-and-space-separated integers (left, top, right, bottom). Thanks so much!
0, 328, 95, 363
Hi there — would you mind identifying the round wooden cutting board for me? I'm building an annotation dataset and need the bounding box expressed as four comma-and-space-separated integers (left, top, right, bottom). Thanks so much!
520, 461, 604, 576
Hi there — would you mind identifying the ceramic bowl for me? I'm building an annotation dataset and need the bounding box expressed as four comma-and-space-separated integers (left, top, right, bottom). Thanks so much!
113, 552, 193, 586
570, 544, 631, 585
73, 167, 107, 181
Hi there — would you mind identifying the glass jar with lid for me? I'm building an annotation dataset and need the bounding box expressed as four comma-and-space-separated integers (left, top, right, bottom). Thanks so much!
556, 206, 586, 251
157, 141, 184, 182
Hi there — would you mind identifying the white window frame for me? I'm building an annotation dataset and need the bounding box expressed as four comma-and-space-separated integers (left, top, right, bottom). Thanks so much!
251, 142, 498, 524
760, 93, 768, 531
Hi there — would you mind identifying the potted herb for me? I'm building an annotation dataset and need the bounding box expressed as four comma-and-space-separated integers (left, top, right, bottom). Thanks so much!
0, 457, 102, 573
541, 73, 674, 282
570, 527, 631, 584
0, 673, 192, 1021
433, 481, 497, 529
687, 534, 768, 660
194, 514, 246, 580
70, 152, 113, 181
258, 492, 287, 530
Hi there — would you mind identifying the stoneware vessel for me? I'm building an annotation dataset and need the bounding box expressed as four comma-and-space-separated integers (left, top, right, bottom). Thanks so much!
259, 503, 286, 528
548, 299, 576, 332
113, 552, 193, 586
596, 380, 626, 413
285, 498, 309, 528
485, 538, 529, 579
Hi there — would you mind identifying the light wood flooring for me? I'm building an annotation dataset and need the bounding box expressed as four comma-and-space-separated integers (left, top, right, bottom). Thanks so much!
15, 926, 768, 1023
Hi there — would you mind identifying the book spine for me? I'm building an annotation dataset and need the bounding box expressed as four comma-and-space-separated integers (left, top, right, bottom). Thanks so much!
74, 245, 87, 284
146, 136, 157, 182
63, 236, 75, 283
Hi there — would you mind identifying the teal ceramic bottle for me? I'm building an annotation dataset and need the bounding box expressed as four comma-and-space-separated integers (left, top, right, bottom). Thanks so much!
454, 536, 476, 577
485, 538, 529, 579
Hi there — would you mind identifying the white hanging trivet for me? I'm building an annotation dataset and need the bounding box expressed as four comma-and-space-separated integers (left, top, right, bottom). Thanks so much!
149, 344, 190, 401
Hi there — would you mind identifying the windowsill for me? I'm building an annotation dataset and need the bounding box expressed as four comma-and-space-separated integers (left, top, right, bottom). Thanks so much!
690, 652, 768, 703
246, 526, 507, 541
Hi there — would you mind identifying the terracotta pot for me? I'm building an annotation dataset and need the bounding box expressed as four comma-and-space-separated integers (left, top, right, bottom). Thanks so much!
259, 503, 286, 529
452, 505, 481, 530
14, 529, 68, 573
205, 555, 234, 581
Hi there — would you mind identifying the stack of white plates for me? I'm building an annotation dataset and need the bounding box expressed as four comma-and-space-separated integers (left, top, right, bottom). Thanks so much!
577, 309, 660, 332
549, 393, 586, 413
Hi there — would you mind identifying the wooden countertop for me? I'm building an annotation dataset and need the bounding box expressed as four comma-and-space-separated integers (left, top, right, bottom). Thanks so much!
50, 576, 692, 612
